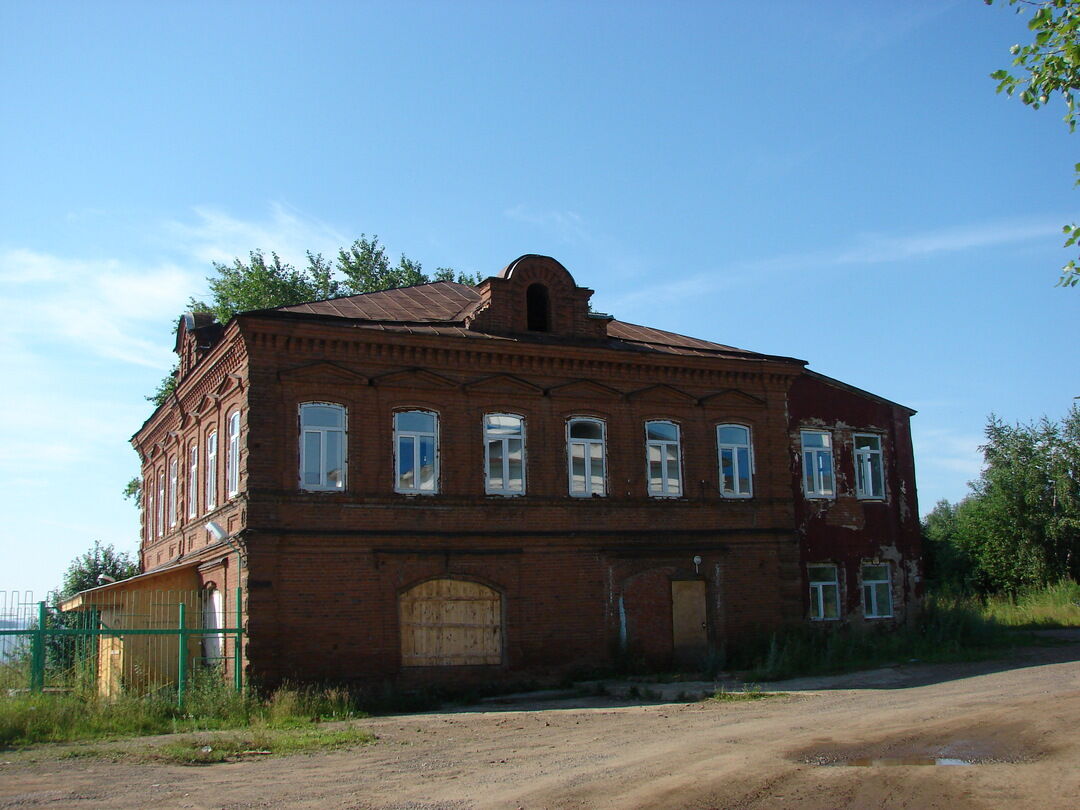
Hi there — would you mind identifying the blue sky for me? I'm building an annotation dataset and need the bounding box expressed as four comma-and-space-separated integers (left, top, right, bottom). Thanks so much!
1, 1, 1076, 597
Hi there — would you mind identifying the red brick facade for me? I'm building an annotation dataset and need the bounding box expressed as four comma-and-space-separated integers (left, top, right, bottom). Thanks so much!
131, 255, 921, 685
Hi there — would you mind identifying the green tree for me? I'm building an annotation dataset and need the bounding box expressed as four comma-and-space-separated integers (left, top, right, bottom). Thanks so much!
58, 540, 139, 600
946, 408, 1080, 593
988, 0, 1080, 286
921, 498, 976, 590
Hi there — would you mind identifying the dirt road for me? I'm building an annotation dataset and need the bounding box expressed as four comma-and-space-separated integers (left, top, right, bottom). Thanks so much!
3, 640, 1079, 809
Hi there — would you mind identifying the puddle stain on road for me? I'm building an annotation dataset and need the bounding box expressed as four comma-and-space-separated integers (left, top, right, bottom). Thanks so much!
837, 756, 973, 767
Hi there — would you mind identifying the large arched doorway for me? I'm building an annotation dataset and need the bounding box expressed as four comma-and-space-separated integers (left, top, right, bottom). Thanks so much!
399, 579, 503, 666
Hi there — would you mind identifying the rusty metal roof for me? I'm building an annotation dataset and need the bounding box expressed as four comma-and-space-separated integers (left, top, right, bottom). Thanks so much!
262, 282, 799, 363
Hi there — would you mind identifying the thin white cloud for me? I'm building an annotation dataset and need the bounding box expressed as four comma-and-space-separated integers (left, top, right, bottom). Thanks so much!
607, 216, 1067, 314
912, 427, 984, 479
163, 202, 347, 268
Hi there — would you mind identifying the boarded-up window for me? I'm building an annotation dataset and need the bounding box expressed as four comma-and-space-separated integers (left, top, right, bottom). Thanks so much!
400, 579, 502, 666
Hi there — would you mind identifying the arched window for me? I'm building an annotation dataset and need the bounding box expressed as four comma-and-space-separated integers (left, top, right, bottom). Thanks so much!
226, 411, 241, 498
526, 283, 550, 332
716, 424, 753, 497
299, 403, 346, 491
399, 579, 502, 666
156, 470, 165, 537
168, 457, 178, 528
567, 418, 606, 497
645, 420, 682, 497
201, 586, 225, 664
484, 413, 525, 495
187, 443, 198, 519
205, 430, 218, 511
395, 410, 438, 493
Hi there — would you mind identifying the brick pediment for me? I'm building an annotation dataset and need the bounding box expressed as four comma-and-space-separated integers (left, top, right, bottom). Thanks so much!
547, 379, 624, 399
373, 368, 460, 391
278, 361, 370, 386
698, 388, 766, 408
192, 394, 220, 416
463, 374, 544, 397
626, 384, 697, 404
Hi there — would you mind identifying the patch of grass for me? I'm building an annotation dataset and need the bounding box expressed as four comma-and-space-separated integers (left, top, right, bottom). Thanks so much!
0, 682, 370, 748
984, 581, 1080, 628
153, 726, 375, 764
709, 684, 779, 702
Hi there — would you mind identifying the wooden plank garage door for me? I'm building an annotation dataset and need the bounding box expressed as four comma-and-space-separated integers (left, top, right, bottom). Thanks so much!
400, 579, 502, 666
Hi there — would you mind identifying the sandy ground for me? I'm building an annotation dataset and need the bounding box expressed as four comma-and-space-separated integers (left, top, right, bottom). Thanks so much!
2, 638, 1079, 809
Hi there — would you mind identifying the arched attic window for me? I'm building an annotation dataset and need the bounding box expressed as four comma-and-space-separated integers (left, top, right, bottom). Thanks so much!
526, 283, 550, 332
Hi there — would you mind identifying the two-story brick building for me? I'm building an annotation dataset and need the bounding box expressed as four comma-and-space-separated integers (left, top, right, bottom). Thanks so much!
107, 254, 921, 686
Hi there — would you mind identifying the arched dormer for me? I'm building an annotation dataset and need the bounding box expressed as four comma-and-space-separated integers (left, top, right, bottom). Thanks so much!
465, 255, 610, 339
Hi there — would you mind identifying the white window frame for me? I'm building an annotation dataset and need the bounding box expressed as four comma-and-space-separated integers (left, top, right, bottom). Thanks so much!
394, 410, 439, 494
206, 431, 218, 511
145, 475, 153, 541
801, 429, 835, 499
299, 402, 347, 492
645, 420, 683, 498
808, 563, 840, 621
187, 444, 198, 519
862, 563, 893, 618
854, 433, 885, 500
226, 411, 240, 498
484, 413, 526, 496
567, 417, 607, 497
716, 423, 753, 498
156, 470, 165, 538
167, 457, 178, 528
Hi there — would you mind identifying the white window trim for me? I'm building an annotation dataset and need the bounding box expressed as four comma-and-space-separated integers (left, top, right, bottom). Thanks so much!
206, 431, 218, 512
862, 563, 894, 618
801, 429, 836, 499
145, 476, 153, 541
394, 410, 439, 495
299, 402, 348, 492
156, 470, 165, 538
808, 563, 840, 621
484, 413, 526, 496
187, 444, 198, 520
716, 423, 754, 498
167, 457, 178, 528
567, 417, 607, 498
226, 411, 240, 498
853, 432, 886, 500
645, 420, 683, 498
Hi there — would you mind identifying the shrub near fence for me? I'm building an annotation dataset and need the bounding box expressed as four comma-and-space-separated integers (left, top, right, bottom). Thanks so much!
0, 589, 244, 705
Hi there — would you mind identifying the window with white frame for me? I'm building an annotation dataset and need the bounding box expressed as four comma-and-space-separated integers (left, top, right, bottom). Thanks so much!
862, 563, 893, 618
568, 418, 606, 497
145, 476, 153, 541
854, 433, 885, 500
484, 413, 525, 495
801, 430, 835, 498
168, 457, 178, 528
226, 411, 240, 498
646, 420, 682, 497
395, 410, 438, 493
187, 444, 198, 519
808, 564, 840, 620
206, 431, 218, 511
300, 403, 346, 491
716, 424, 753, 497
156, 470, 165, 538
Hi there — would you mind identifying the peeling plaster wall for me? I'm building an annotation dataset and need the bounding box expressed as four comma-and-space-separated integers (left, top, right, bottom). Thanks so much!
788, 373, 923, 624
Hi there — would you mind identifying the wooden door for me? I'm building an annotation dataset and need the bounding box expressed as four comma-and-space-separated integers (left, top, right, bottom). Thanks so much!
671, 580, 707, 661
400, 579, 502, 666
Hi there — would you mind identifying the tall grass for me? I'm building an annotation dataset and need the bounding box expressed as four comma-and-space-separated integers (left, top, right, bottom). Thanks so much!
741, 582, 1080, 682
983, 580, 1080, 627
0, 680, 368, 748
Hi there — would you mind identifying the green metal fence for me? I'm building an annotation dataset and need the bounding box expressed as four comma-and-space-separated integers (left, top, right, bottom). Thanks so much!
0, 589, 244, 705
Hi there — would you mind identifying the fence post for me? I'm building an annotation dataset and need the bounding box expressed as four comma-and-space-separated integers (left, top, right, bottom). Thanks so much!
30, 601, 46, 692
177, 602, 187, 709
233, 587, 243, 693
